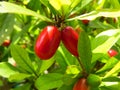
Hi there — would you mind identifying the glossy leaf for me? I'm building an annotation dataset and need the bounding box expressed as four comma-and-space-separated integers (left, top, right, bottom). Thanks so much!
0, 14, 14, 45
58, 84, 73, 90
78, 31, 92, 73
102, 76, 120, 82
35, 73, 63, 90
40, 0, 57, 15
9, 73, 32, 82
39, 56, 55, 73
92, 29, 120, 53
71, 0, 92, 15
96, 58, 118, 74
104, 61, 120, 78
68, 9, 120, 21
0, 2, 52, 22
10, 45, 35, 74
0, 62, 18, 78
12, 83, 32, 90
101, 82, 120, 90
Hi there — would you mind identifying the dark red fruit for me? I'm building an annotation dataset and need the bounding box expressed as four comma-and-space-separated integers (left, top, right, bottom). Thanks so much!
34, 26, 61, 60
82, 20, 89, 24
108, 49, 118, 57
2, 40, 11, 47
73, 78, 88, 90
61, 26, 79, 56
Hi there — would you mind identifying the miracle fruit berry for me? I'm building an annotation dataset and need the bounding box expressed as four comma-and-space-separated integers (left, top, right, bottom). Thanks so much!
61, 26, 79, 56
2, 40, 11, 47
108, 49, 118, 57
73, 78, 88, 90
82, 20, 89, 24
34, 26, 61, 60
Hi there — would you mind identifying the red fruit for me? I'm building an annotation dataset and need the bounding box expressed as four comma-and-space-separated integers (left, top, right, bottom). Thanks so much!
61, 26, 79, 56
73, 78, 88, 90
108, 49, 118, 57
2, 40, 11, 47
82, 20, 89, 24
34, 26, 61, 60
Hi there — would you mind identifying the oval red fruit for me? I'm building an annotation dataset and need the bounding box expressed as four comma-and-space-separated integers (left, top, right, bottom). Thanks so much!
73, 78, 88, 90
2, 40, 11, 47
61, 26, 79, 56
34, 26, 61, 60
108, 49, 118, 57
82, 20, 89, 24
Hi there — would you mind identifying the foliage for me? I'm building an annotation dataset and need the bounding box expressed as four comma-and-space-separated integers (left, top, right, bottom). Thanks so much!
0, 0, 120, 90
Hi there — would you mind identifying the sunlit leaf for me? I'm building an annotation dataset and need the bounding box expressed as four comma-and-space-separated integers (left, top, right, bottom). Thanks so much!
68, 9, 120, 21
0, 62, 19, 78
104, 61, 120, 78
92, 29, 120, 53
0, 2, 52, 22
96, 58, 118, 74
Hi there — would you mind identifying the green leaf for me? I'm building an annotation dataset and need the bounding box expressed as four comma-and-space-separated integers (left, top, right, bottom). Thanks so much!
0, 14, 14, 45
89, 20, 115, 29
58, 84, 73, 90
10, 45, 35, 74
110, 0, 120, 9
39, 56, 55, 73
101, 82, 120, 90
9, 73, 32, 82
104, 61, 120, 78
0, 2, 52, 22
71, 0, 92, 15
49, 0, 72, 15
78, 31, 92, 73
92, 29, 120, 53
96, 58, 118, 74
79, 0, 92, 9
90, 87, 100, 90
0, 62, 19, 78
62, 74, 74, 85
102, 76, 120, 82
35, 73, 63, 90
67, 9, 120, 21
12, 83, 32, 90
70, 0, 81, 8
40, 0, 57, 15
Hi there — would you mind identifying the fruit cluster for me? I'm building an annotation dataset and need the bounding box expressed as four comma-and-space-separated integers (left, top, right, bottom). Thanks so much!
34, 26, 79, 60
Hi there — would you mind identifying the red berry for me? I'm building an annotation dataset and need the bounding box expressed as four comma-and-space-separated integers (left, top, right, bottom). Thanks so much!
34, 26, 61, 60
108, 49, 118, 57
61, 26, 79, 56
2, 40, 11, 47
82, 20, 89, 24
73, 78, 88, 90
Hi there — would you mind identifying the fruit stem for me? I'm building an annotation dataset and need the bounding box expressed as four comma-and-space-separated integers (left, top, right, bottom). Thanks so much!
77, 57, 88, 77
